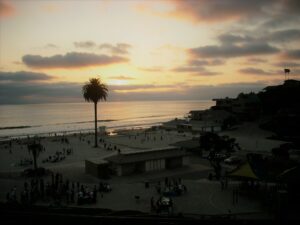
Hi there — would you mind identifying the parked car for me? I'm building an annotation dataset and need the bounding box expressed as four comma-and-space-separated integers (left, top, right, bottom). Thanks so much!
224, 156, 241, 164
215, 153, 228, 160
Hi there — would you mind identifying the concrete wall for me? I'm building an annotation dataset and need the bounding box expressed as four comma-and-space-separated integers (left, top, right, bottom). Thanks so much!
166, 157, 183, 169
115, 156, 187, 176
116, 165, 122, 176
85, 160, 98, 177
182, 156, 189, 166
120, 163, 136, 176
145, 159, 165, 172
85, 160, 110, 178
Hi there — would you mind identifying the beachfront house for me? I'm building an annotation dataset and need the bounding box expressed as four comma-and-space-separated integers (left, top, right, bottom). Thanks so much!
213, 97, 235, 111
189, 109, 231, 124
188, 109, 232, 132
212, 93, 261, 121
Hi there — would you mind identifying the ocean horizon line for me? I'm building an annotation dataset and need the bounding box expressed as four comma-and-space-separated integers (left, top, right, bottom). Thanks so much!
0, 99, 213, 106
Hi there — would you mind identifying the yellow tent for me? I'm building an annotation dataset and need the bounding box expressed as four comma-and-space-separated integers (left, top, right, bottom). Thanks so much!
228, 163, 259, 179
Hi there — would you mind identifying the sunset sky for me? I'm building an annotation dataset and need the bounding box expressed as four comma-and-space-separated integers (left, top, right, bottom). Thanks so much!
0, 0, 300, 104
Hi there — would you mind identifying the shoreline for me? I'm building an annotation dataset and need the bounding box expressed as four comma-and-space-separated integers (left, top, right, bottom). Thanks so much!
0, 121, 171, 142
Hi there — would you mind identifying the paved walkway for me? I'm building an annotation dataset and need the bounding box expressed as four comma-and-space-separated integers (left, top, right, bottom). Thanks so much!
0, 165, 264, 216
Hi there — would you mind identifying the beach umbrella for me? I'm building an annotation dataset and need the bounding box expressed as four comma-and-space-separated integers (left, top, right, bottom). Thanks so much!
228, 162, 259, 180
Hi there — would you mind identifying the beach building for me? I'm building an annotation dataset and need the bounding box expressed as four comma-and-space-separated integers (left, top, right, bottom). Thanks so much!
162, 118, 187, 130
172, 139, 200, 152
85, 147, 189, 177
106, 147, 189, 176
98, 126, 107, 135
85, 158, 110, 179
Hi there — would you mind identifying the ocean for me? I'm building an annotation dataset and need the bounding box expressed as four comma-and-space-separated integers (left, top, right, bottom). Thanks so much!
0, 100, 214, 139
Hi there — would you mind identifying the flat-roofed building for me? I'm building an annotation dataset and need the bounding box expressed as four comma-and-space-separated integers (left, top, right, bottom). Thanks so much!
85, 158, 110, 179
103, 146, 189, 176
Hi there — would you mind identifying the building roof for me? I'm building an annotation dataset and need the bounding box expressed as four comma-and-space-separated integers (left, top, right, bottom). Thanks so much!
171, 139, 200, 149
85, 158, 109, 165
105, 147, 186, 164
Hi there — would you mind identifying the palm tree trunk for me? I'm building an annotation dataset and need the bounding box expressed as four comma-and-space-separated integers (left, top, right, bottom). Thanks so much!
94, 102, 98, 147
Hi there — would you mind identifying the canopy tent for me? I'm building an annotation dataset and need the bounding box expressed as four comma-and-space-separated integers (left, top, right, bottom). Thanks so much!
228, 162, 259, 180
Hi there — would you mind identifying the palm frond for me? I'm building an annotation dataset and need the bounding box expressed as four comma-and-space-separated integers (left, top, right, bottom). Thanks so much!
82, 77, 108, 103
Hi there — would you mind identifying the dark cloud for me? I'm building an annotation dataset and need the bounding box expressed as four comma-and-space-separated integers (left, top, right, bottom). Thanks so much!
74, 41, 96, 48
266, 29, 300, 43
109, 76, 135, 80
0, 71, 54, 82
282, 0, 300, 14
0, 0, 15, 18
172, 66, 220, 76
164, 0, 300, 25
0, 79, 273, 104
188, 59, 225, 66
261, 14, 300, 30
273, 62, 300, 67
218, 34, 254, 44
213, 29, 300, 50
238, 68, 300, 76
166, 0, 274, 23
0, 82, 81, 104
282, 49, 300, 59
22, 52, 129, 69
239, 68, 277, 75
99, 43, 131, 55
171, 58, 224, 76
247, 58, 268, 63
189, 42, 279, 58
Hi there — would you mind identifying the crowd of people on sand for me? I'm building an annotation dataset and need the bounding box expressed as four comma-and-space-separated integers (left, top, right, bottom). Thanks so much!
42, 148, 73, 164
154, 177, 187, 197
99, 138, 121, 152
127, 130, 165, 144
146, 177, 187, 214
5, 172, 112, 206
151, 196, 174, 214
17, 158, 33, 167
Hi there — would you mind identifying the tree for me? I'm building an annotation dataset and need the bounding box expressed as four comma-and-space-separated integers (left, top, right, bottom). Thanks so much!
27, 141, 43, 172
200, 132, 241, 180
82, 78, 108, 147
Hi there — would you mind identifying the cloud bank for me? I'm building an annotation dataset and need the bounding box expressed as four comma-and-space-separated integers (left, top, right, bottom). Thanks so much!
99, 43, 132, 55
0, 71, 270, 104
0, 71, 54, 82
22, 52, 129, 69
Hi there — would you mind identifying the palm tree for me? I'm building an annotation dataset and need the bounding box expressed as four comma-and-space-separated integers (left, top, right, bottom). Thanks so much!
82, 78, 108, 147
27, 140, 43, 172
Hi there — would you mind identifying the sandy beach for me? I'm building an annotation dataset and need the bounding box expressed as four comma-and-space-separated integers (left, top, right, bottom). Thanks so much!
0, 123, 283, 216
